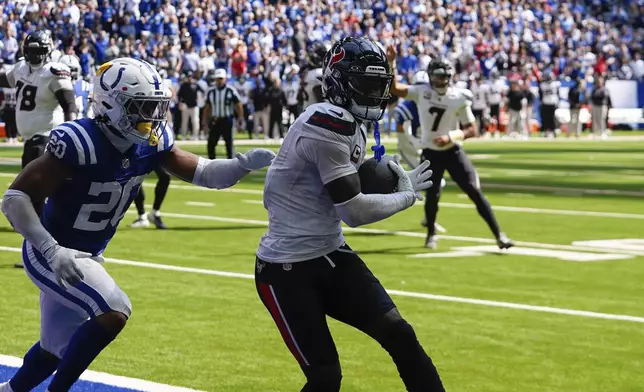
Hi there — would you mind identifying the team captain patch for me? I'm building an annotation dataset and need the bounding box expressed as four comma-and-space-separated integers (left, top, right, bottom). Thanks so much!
305, 111, 354, 136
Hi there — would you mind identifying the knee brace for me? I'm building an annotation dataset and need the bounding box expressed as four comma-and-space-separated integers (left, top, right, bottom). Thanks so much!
302, 363, 342, 392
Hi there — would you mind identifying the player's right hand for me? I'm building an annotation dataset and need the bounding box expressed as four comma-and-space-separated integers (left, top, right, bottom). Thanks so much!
44, 244, 89, 289
388, 157, 433, 200
386, 44, 398, 63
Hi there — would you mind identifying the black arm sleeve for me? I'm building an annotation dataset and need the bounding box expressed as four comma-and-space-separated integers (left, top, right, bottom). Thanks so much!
54, 89, 79, 121
325, 173, 361, 204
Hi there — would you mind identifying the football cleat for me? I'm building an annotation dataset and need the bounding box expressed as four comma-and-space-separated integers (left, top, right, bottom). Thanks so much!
14, 262, 24, 269
425, 235, 438, 249
148, 213, 167, 230
496, 233, 514, 249
420, 218, 447, 233
130, 217, 150, 228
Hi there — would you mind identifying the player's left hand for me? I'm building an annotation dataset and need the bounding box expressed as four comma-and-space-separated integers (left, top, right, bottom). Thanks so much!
386, 44, 398, 63
433, 135, 451, 147
389, 156, 433, 200
235, 149, 276, 171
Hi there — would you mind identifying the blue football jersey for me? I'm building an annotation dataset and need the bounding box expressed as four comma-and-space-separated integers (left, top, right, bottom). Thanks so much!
393, 99, 420, 137
43, 118, 174, 255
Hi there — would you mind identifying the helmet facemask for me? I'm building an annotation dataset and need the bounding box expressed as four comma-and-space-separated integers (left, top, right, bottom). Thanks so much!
345, 72, 392, 121
25, 45, 51, 70
115, 92, 171, 144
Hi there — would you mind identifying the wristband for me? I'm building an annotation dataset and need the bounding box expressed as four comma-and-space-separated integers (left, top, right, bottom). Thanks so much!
448, 130, 465, 142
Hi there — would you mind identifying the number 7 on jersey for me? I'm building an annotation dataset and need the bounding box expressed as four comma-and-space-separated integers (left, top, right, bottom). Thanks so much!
428, 107, 445, 133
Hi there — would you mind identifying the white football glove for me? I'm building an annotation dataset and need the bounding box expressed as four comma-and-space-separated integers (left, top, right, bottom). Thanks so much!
43, 244, 90, 289
388, 156, 433, 200
235, 149, 276, 171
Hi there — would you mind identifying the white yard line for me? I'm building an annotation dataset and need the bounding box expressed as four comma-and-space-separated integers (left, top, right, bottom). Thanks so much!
0, 354, 204, 391
0, 245, 641, 323
185, 201, 215, 207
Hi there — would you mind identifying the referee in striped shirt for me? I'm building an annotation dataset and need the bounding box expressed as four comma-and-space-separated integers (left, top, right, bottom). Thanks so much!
202, 69, 244, 159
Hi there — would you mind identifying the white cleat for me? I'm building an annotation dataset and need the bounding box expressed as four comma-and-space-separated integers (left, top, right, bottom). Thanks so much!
434, 222, 447, 234
130, 217, 150, 228
496, 233, 515, 250
425, 235, 438, 249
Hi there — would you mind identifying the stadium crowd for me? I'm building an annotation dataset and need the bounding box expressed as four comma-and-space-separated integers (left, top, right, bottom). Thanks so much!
0, 0, 643, 138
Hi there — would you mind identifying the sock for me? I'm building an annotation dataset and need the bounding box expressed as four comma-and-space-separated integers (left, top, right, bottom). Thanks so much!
139, 213, 147, 220
152, 209, 160, 217
47, 318, 118, 392
9, 342, 60, 392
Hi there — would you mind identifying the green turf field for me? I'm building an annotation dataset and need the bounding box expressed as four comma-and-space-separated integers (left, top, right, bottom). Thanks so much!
0, 139, 643, 392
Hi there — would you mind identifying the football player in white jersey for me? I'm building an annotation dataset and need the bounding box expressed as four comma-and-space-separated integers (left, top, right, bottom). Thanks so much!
0, 32, 78, 175
282, 64, 301, 128
387, 45, 514, 250
470, 73, 490, 136
298, 41, 328, 109
59, 54, 93, 119
256, 37, 445, 392
538, 73, 560, 137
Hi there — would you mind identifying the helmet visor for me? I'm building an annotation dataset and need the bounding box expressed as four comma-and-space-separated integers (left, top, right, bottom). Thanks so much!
347, 73, 392, 108
125, 97, 171, 136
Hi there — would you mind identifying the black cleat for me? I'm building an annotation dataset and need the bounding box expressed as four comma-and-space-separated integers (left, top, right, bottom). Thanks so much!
149, 213, 167, 229
496, 233, 514, 250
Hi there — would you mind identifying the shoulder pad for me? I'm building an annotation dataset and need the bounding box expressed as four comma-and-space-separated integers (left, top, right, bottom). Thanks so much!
48, 63, 72, 78
304, 104, 355, 136
47, 120, 98, 166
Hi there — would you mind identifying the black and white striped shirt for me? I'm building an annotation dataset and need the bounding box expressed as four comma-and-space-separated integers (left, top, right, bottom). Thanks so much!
206, 85, 241, 118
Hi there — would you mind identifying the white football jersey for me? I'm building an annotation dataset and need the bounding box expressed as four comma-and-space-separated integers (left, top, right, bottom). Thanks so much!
471, 83, 489, 110
539, 80, 560, 106
487, 79, 506, 105
406, 85, 476, 151
6, 60, 74, 139
257, 102, 367, 263
301, 67, 323, 109
283, 78, 300, 106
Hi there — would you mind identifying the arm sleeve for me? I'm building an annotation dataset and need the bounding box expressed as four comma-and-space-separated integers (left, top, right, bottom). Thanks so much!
459, 97, 476, 125
406, 84, 422, 102
296, 136, 415, 227
2, 190, 58, 255
191, 156, 249, 189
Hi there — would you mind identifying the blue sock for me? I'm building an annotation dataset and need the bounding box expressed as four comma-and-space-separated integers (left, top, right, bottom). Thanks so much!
9, 342, 60, 392
47, 318, 117, 392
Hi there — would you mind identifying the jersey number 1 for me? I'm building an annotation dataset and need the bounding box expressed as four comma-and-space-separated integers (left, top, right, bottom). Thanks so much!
73, 176, 145, 232
15, 81, 37, 111
428, 107, 445, 132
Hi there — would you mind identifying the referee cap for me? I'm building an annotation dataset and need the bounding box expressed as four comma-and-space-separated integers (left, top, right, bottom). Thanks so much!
214, 68, 227, 79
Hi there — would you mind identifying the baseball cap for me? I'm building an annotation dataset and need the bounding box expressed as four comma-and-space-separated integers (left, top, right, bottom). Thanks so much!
214, 69, 227, 79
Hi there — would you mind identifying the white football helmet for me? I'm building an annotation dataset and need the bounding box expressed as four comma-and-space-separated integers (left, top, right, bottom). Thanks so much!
92, 58, 171, 145
58, 54, 81, 80
411, 70, 429, 85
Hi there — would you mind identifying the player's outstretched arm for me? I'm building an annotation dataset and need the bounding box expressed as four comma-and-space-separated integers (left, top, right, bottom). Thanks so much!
161, 145, 275, 189
386, 44, 410, 99
2, 151, 89, 287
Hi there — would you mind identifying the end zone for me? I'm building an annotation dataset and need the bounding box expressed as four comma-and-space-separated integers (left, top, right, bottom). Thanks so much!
0, 355, 203, 392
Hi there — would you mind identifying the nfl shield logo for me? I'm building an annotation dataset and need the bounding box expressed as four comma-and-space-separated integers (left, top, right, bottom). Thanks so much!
122, 158, 130, 169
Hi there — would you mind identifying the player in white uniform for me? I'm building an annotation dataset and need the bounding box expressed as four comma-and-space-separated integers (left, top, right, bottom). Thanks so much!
387, 46, 514, 250
256, 37, 444, 392
486, 71, 506, 132
470, 73, 490, 136
298, 41, 328, 110
282, 64, 301, 128
59, 54, 93, 119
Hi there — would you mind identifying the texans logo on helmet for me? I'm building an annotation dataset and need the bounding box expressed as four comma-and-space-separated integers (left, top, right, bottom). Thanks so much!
329, 47, 345, 68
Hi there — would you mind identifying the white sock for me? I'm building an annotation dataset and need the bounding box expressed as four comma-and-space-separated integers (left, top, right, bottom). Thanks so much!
139, 213, 147, 220
152, 209, 160, 217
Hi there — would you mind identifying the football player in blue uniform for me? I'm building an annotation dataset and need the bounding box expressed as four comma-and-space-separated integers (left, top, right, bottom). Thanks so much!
0, 58, 275, 392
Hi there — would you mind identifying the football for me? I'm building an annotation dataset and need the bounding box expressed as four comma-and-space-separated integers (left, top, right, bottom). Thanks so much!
358, 155, 399, 194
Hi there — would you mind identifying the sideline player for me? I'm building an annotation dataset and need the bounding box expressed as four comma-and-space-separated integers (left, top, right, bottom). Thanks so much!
387, 45, 514, 250
0, 58, 275, 392
298, 41, 329, 110
59, 54, 93, 119
255, 37, 445, 392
